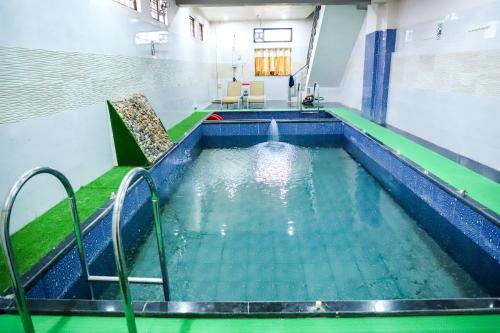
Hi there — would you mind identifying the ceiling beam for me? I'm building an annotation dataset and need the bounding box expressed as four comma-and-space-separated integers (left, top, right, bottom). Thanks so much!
176, 0, 370, 7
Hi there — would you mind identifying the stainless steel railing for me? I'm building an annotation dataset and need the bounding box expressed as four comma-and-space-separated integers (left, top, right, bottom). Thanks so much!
0, 167, 93, 333
108, 167, 170, 333
1, 167, 170, 333
288, 5, 321, 107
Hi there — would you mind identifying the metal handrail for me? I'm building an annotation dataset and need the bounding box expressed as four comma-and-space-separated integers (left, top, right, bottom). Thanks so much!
306, 5, 322, 67
292, 63, 308, 78
289, 5, 321, 105
111, 167, 169, 333
0, 167, 92, 333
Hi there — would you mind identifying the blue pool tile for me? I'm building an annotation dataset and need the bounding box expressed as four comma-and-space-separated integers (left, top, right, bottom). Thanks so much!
223, 233, 249, 250
275, 263, 305, 282
303, 262, 333, 283
299, 245, 329, 264
274, 245, 301, 264
215, 281, 247, 301
239, 123, 259, 135
247, 281, 277, 301
356, 259, 391, 280
247, 246, 275, 265
258, 122, 270, 135
366, 278, 401, 299
202, 124, 221, 136
336, 279, 370, 300
185, 280, 218, 301
220, 123, 240, 136
431, 186, 457, 221
247, 263, 275, 282
307, 283, 338, 300
42, 248, 82, 298
296, 122, 314, 135
278, 122, 297, 135
221, 247, 249, 263
195, 249, 222, 266
190, 262, 219, 281
218, 263, 247, 282
82, 222, 105, 263
276, 281, 309, 301
401, 164, 419, 194
413, 175, 434, 205
451, 202, 484, 242
479, 221, 500, 262
26, 280, 46, 299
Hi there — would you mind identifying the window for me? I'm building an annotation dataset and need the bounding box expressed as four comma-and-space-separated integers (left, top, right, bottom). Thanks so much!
255, 48, 291, 76
198, 23, 204, 41
150, 0, 166, 23
189, 16, 196, 38
113, 0, 138, 10
254, 28, 292, 43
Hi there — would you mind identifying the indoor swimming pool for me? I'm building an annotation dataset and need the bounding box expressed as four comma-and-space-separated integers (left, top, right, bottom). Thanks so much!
2, 111, 499, 318
100, 141, 486, 302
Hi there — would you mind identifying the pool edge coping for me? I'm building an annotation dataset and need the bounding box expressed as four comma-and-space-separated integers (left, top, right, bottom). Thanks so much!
327, 108, 500, 226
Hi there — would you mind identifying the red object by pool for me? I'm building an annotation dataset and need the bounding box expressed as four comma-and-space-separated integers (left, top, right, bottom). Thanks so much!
207, 113, 223, 121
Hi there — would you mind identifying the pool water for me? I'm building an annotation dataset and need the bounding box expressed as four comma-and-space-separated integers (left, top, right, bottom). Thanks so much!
102, 141, 487, 301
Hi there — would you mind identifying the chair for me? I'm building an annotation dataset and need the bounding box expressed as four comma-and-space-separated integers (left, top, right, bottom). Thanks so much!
247, 81, 266, 108
221, 82, 241, 109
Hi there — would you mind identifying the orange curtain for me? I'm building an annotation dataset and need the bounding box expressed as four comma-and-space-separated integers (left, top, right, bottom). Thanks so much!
274, 49, 281, 76
255, 49, 264, 76
284, 48, 291, 75
267, 49, 273, 75
255, 48, 291, 76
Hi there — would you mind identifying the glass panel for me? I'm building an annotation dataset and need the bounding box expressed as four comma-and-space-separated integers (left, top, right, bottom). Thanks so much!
254, 28, 292, 43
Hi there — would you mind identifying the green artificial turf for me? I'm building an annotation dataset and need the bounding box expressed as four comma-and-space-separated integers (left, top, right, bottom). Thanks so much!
166, 111, 210, 141
0, 167, 133, 292
329, 108, 500, 215
0, 112, 213, 292
1, 314, 500, 333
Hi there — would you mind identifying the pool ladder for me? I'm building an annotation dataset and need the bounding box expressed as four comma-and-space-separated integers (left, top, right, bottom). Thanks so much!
1, 167, 169, 333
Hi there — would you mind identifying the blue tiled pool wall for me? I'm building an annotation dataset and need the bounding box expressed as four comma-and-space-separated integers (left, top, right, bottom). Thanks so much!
25, 119, 500, 300
361, 29, 397, 125
215, 111, 334, 120
26, 126, 205, 300
201, 120, 344, 148
343, 124, 500, 296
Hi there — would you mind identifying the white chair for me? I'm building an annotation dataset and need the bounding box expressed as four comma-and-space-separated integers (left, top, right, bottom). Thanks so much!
247, 81, 266, 108
221, 82, 241, 109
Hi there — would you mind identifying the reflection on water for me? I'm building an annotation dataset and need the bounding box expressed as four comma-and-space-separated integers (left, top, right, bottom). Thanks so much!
100, 143, 487, 302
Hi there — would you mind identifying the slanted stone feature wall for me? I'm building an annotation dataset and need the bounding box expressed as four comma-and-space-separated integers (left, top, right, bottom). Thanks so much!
110, 93, 173, 164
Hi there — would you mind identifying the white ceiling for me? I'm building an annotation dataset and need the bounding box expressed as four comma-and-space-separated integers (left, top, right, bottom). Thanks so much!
198, 5, 316, 22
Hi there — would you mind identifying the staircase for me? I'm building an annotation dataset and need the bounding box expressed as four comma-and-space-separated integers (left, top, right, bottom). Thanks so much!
288, 5, 322, 107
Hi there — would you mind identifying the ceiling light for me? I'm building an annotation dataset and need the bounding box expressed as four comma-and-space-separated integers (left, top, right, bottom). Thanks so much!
281, 14, 287, 19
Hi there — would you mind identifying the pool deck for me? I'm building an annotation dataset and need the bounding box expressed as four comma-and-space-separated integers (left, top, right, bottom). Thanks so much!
329, 108, 500, 216
0, 113, 210, 292
1, 314, 499, 333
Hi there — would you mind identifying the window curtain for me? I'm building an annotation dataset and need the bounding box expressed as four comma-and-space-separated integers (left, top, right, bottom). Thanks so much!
255, 48, 291, 76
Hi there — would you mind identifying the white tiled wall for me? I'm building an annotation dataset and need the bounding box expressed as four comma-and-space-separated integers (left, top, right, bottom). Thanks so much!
0, 0, 215, 232
212, 19, 312, 101
321, 16, 367, 109
387, 0, 500, 171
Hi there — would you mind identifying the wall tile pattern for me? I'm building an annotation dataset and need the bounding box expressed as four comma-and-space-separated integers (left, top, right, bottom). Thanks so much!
0, 46, 213, 124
